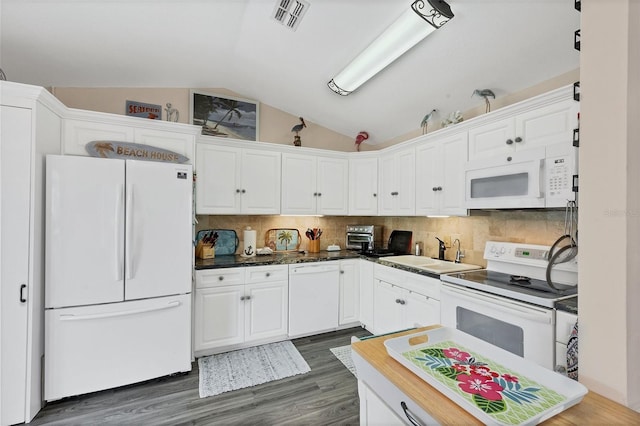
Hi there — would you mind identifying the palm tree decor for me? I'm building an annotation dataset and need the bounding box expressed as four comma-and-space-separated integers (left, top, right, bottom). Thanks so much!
277, 230, 294, 250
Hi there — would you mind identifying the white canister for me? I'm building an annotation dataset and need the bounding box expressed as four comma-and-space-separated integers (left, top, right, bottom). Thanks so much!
242, 227, 257, 257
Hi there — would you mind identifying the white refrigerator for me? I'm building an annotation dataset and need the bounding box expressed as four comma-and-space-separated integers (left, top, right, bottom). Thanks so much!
44, 155, 193, 401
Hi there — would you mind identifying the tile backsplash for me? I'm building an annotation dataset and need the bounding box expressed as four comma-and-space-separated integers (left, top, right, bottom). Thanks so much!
196, 210, 566, 267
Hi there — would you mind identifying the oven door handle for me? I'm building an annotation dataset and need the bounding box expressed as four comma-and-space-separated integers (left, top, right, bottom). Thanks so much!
442, 285, 552, 324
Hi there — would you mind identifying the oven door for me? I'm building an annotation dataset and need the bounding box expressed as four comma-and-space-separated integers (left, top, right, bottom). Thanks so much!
440, 283, 555, 370
345, 232, 372, 250
465, 147, 545, 209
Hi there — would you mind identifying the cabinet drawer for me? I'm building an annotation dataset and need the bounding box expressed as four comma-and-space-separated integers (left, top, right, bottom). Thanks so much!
374, 263, 440, 300
245, 265, 288, 284
195, 267, 245, 288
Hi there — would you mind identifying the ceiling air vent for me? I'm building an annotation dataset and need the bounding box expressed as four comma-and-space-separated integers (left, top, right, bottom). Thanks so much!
272, 0, 309, 31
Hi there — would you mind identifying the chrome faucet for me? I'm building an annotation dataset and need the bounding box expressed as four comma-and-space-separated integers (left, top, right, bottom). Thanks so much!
454, 238, 464, 263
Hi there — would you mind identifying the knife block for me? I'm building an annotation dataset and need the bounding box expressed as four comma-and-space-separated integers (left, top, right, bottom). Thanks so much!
196, 241, 215, 259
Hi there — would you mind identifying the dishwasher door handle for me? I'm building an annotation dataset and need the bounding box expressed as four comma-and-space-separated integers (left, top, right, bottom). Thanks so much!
290, 265, 338, 275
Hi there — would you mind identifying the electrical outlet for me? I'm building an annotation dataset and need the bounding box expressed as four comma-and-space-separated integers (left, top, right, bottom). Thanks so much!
444, 236, 451, 248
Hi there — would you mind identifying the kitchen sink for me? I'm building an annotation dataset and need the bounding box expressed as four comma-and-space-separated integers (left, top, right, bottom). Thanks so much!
382, 255, 482, 274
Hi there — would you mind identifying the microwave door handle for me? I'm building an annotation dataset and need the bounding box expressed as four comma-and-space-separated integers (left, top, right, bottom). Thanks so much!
443, 286, 551, 324
534, 158, 544, 198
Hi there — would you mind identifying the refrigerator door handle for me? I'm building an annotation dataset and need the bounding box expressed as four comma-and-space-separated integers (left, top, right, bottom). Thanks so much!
59, 300, 182, 321
126, 184, 134, 280
115, 184, 124, 281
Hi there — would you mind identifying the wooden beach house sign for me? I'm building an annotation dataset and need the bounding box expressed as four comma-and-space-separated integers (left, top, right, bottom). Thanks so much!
85, 141, 189, 164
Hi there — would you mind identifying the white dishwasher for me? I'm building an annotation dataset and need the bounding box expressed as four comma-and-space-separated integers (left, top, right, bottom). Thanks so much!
288, 262, 340, 337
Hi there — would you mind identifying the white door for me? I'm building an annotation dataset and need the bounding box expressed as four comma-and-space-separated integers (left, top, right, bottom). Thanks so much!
395, 148, 416, 215
46, 155, 125, 308
415, 142, 440, 215
195, 144, 241, 214
440, 133, 468, 215
516, 99, 579, 151
244, 281, 288, 342
125, 160, 192, 300
349, 157, 378, 215
194, 286, 244, 351
404, 291, 440, 329
468, 117, 516, 161
373, 280, 403, 335
359, 260, 374, 330
317, 156, 349, 215
241, 149, 281, 214
281, 153, 317, 215
378, 154, 396, 215
1, 105, 31, 425
339, 260, 359, 325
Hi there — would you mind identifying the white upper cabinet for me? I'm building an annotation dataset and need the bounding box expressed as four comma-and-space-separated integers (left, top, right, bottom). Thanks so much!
62, 113, 197, 163
378, 147, 415, 216
196, 143, 281, 215
468, 98, 579, 161
281, 152, 348, 215
416, 131, 468, 216
348, 156, 378, 216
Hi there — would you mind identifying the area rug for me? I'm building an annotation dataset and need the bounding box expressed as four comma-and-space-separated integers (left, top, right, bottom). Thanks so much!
330, 344, 357, 378
198, 341, 311, 398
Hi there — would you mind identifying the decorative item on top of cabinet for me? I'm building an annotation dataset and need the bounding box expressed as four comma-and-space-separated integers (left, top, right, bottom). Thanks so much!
164, 103, 179, 122
472, 89, 496, 113
420, 109, 436, 134
441, 110, 463, 127
291, 117, 306, 146
354, 131, 369, 151
125, 100, 162, 120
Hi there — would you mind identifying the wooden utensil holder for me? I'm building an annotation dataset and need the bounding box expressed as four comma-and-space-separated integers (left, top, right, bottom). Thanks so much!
196, 241, 215, 259
308, 239, 320, 253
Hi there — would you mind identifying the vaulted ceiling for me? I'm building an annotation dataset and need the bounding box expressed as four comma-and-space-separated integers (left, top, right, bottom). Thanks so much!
0, 0, 580, 144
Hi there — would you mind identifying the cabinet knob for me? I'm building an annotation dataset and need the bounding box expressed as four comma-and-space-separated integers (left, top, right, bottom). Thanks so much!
245, 295, 251, 300
373, 193, 377, 197
506, 139, 514, 145
515, 137, 522, 143
241, 189, 246, 193
395, 298, 401, 304
218, 276, 224, 281
313, 192, 318, 196
265, 272, 271, 277
432, 187, 438, 191
235, 189, 241, 193
340, 270, 344, 274
240, 296, 245, 301
399, 299, 406, 305
507, 156, 513, 162
437, 186, 442, 191
317, 192, 322, 196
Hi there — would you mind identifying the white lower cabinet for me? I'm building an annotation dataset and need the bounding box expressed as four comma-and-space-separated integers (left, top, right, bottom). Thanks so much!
194, 265, 288, 355
339, 259, 360, 325
359, 260, 375, 331
373, 264, 440, 335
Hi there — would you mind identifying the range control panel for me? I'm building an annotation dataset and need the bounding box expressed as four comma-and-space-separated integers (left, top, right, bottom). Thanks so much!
484, 241, 550, 263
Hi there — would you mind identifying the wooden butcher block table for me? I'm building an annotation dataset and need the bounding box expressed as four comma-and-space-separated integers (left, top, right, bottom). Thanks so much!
352, 326, 640, 425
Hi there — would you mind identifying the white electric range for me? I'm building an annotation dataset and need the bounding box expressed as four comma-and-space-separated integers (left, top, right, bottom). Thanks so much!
439, 241, 578, 370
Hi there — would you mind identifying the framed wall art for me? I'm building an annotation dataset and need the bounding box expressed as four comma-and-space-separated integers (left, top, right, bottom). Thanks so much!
189, 90, 259, 141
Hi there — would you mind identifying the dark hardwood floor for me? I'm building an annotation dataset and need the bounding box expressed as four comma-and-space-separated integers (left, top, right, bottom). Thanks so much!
31, 327, 371, 425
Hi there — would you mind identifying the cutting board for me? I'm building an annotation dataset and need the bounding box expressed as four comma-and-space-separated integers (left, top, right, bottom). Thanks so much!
265, 228, 301, 252
196, 229, 239, 256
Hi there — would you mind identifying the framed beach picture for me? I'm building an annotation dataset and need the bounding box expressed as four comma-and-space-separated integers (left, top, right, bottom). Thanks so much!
189, 90, 259, 141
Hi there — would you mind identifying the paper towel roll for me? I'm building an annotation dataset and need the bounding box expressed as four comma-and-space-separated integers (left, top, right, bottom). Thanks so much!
242, 227, 257, 257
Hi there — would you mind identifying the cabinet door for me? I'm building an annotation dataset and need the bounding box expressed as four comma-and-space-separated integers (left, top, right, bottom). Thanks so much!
468, 117, 515, 161
359, 260, 375, 330
317, 156, 349, 215
377, 154, 396, 216
194, 286, 244, 351
63, 119, 134, 156
349, 157, 378, 215
134, 128, 195, 165
403, 291, 440, 329
373, 280, 403, 335
241, 149, 281, 214
195, 144, 241, 214
339, 260, 359, 325
439, 133, 468, 216
244, 281, 288, 342
281, 153, 317, 215
415, 142, 441, 215
1, 106, 31, 425
395, 148, 416, 215
516, 99, 579, 152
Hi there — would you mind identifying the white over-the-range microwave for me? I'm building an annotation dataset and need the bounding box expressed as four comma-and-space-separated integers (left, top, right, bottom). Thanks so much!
464, 142, 578, 209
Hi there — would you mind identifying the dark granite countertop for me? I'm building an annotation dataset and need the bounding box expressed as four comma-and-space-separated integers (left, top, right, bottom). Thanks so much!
195, 250, 362, 269
556, 296, 578, 315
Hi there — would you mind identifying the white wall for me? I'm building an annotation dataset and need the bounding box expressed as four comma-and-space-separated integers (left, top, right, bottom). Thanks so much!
580, 0, 640, 409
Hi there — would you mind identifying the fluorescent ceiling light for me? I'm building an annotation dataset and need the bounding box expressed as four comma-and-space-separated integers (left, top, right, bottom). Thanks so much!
328, 0, 454, 96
